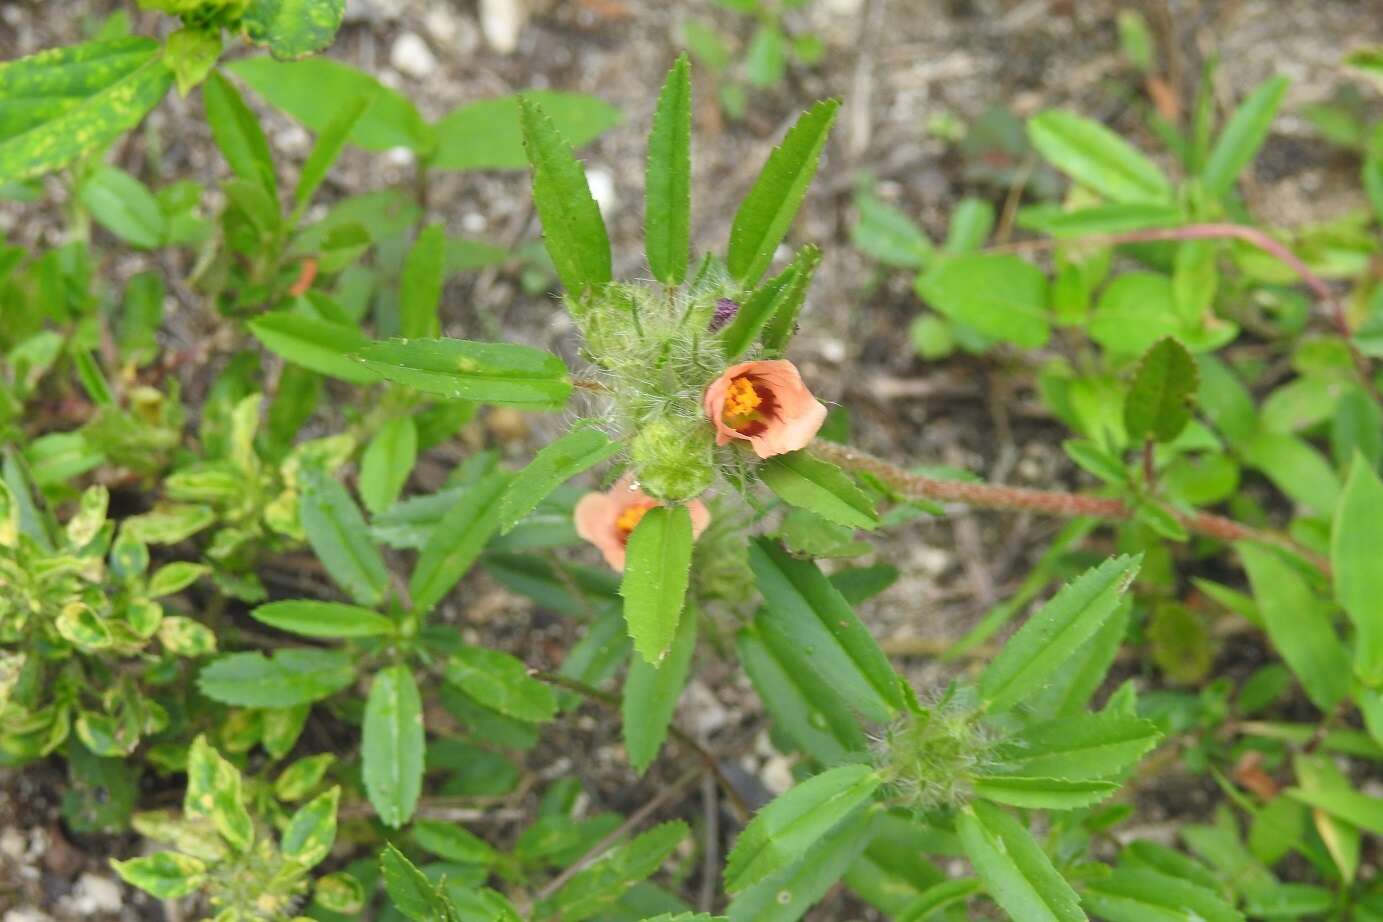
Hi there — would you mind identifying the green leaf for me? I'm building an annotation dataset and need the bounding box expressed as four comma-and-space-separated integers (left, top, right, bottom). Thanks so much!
197, 649, 355, 707
445, 646, 557, 723
519, 94, 612, 297
725, 808, 876, 922
281, 785, 340, 868
1239, 543, 1351, 711
315, 871, 366, 914
79, 165, 165, 248
759, 245, 823, 353
1124, 337, 1198, 444
300, 466, 390, 607
250, 599, 395, 638
1028, 110, 1172, 204
915, 253, 1050, 349
720, 247, 807, 359
979, 555, 1141, 714
645, 55, 692, 286
851, 186, 932, 268
203, 71, 276, 194
185, 735, 254, 853
363, 665, 425, 829
1331, 457, 1383, 686
381, 843, 457, 922
164, 27, 221, 97
360, 416, 418, 516
724, 764, 880, 893
1241, 431, 1341, 515
355, 338, 572, 409
750, 538, 903, 722
1286, 781, 1383, 837
111, 852, 206, 900
229, 57, 432, 152
412, 819, 496, 866
432, 90, 621, 171
274, 752, 334, 800
1242, 883, 1332, 919
498, 426, 620, 534
621, 505, 694, 665
738, 620, 868, 764
999, 713, 1161, 780
400, 224, 446, 339
147, 561, 208, 597
294, 91, 372, 210
248, 311, 374, 383
623, 598, 698, 774
241, 0, 347, 59
539, 821, 688, 922
727, 99, 840, 286
1083, 867, 1243, 922
761, 449, 877, 530
1202, 75, 1289, 199
957, 801, 1085, 922
409, 469, 511, 613
0, 44, 172, 184
970, 776, 1119, 810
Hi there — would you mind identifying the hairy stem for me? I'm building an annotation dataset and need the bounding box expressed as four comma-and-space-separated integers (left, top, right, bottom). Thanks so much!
810, 440, 1329, 573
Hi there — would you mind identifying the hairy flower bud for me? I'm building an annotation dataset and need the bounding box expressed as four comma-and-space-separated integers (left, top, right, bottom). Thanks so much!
630, 417, 716, 503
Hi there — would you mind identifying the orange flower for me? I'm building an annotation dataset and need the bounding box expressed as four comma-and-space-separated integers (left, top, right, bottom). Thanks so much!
574, 476, 711, 571
703, 360, 827, 458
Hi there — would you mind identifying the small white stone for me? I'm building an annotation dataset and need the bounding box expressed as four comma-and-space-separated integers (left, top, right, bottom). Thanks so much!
423, 7, 460, 43
390, 32, 438, 80
761, 755, 795, 795
480, 0, 528, 54
773, 243, 793, 264
0, 828, 25, 860
63, 874, 123, 915
461, 211, 486, 233
385, 146, 416, 168
683, 681, 729, 737
586, 167, 617, 217
914, 546, 951, 577
824, 0, 864, 14
818, 338, 847, 364
3, 909, 54, 922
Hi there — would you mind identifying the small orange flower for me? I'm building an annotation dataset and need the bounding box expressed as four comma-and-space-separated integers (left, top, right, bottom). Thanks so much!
703, 360, 827, 458
574, 475, 711, 571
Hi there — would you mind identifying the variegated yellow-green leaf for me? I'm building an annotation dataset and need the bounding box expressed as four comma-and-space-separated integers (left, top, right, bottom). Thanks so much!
274, 753, 335, 801
56, 603, 113, 652
65, 484, 108, 547
158, 615, 217, 657
241, 0, 347, 59
281, 785, 340, 868
111, 852, 206, 900
314, 871, 366, 914
184, 736, 254, 854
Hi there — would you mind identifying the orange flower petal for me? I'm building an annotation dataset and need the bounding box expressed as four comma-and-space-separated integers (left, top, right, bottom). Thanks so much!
703, 359, 827, 459
574, 475, 711, 571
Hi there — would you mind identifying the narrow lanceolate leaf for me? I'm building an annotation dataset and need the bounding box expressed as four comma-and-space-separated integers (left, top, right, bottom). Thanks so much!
294, 91, 372, 210
400, 224, 446, 339
251, 600, 395, 639
969, 776, 1119, 810
363, 665, 424, 829
1124, 337, 1198, 444
519, 95, 611, 296
645, 54, 692, 285
621, 505, 694, 665
727, 99, 840, 286
725, 808, 876, 922
381, 844, 454, 921
760, 244, 823, 352
721, 244, 821, 359
446, 646, 557, 723
0, 45, 172, 184
1202, 75, 1289, 200
355, 338, 572, 409
538, 821, 688, 921
1027, 110, 1172, 204
998, 713, 1161, 780
249, 312, 374, 383
202, 71, 276, 194
750, 538, 903, 722
300, 467, 390, 607
498, 426, 620, 534
724, 763, 880, 893
197, 649, 356, 707
958, 801, 1086, 922
360, 416, 418, 516
409, 469, 510, 614
979, 555, 1141, 714
623, 599, 698, 774
1239, 543, 1352, 710
241, 0, 347, 59
761, 449, 877, 530
1084, 867, 1243, 922
1331, 458, 1383, 686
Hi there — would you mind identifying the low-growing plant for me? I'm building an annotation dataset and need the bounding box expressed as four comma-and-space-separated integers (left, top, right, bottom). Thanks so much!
3, 3, 1383, 921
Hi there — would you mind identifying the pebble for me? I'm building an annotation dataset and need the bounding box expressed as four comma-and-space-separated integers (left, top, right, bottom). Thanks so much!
391, 32, 439, 80
914, 546, 951, 577
461, 211, 487, 233
344, 0, 405, 22
3, 909, 53, 922
683, 681, 729, 737
480, 0, 528, 54
761, 755, 795, 795
425, 7, 481, 57
386, 146, 417, 169
818, 338, 847, 364
61, 874, 123, 916
585, 167, 617, 217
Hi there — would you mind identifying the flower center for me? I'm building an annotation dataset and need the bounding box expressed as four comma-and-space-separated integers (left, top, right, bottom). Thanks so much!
722, 376, 766, 431
615, 500, 657, 539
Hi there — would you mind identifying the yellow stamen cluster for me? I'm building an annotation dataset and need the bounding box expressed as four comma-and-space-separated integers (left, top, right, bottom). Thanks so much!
723, 376, 762, 421
615, 501, 657, 536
